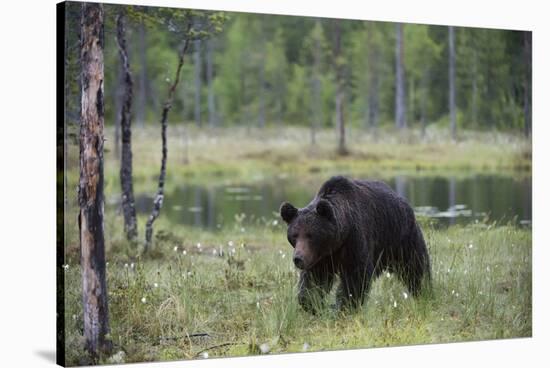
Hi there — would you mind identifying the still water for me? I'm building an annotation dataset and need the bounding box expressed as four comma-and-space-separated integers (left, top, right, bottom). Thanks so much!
132, 175, 531, 230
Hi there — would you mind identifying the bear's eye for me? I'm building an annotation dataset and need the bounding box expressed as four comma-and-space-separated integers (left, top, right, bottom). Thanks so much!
304, 232, 312, 239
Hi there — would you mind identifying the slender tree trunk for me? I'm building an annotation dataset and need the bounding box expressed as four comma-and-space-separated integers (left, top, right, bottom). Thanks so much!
79, 3, 112, 358
523, 31, 532, 138
206, 39, 217, 127
449, 26, 457, 140
136, 20, 147, 127
395, 23, 407, 129
116, 12, 138, 242
194, 40, 202, 128
114, 62, 123, 160
145, 31, 192, 249
334, 20, 347, 155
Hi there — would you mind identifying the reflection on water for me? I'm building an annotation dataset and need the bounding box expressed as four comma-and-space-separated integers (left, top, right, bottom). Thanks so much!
128, 175, 531, 230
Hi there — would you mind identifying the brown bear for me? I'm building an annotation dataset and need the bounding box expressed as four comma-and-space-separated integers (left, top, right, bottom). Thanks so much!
280, 176, 431, 312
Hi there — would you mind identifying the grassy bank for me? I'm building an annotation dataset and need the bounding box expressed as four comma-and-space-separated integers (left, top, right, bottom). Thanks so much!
63, 214, 531, 365
65, 125, 531, 194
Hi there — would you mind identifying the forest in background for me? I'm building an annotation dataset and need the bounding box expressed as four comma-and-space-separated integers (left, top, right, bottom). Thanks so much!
60, 2, 531, 365
64, 3, 531, 143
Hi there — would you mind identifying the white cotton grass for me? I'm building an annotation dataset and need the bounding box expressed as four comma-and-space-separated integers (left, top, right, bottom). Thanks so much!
199, 352, 209, 359
259, 343, 270, 354
302, 342, 310, 352
402, 292, 408, 300
153, 283, 159, 288
141, 297, 147, 304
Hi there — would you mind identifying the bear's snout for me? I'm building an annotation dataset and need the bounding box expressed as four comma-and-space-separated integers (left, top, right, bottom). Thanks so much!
293, 254, 305, 269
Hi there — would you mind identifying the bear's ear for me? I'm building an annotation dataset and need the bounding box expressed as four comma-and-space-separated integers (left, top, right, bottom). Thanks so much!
316, 199, 334, 220
280, 202, 298, 224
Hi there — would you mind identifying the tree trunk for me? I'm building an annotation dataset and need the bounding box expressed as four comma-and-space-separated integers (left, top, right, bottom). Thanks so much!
449, 26, 457, 140
395, 23, 407, 129
79, 2, 112, 359
136, 20, 147, 127
206, 39, 217, 127
114, 62, 123, 160
116, 12, 138, 242
523, 31, 532, 138
194, 40, 202, 128
334, 19, 347, 155
145, 31, 192, 249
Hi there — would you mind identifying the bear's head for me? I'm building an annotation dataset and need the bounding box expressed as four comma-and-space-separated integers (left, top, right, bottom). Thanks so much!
280, 199, 341, 270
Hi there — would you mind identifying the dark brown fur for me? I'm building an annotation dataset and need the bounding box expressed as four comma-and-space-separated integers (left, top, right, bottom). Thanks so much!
280, 176, 431, 312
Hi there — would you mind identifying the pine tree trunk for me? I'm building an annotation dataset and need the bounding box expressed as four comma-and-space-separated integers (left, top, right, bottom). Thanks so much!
145, 32, 192, 249
194, 40, 202, 128
79, 2, 112, 358
116, 12, 138, 242
449, 26, 456, 140
395, 23, 407, 129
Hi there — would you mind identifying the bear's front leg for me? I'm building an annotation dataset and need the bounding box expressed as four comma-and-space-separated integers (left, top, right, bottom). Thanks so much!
336, 264, 374, 311
297, 266, 335, 314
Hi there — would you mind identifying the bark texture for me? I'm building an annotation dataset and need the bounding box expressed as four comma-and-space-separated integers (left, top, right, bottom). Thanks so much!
79, 2, 111, 358
116, 12, 138, 241
145, 31, 192, 249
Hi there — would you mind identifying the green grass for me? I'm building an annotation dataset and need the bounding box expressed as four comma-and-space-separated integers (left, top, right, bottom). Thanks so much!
63, 212, 531, 365
62, 125, 531, 365
65, 125, 531, 195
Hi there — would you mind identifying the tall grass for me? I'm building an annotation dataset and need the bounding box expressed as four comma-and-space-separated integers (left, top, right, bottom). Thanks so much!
63, 214, 531, 365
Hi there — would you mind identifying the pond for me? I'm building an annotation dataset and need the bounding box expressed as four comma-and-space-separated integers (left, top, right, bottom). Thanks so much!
132, 174, 532, 230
